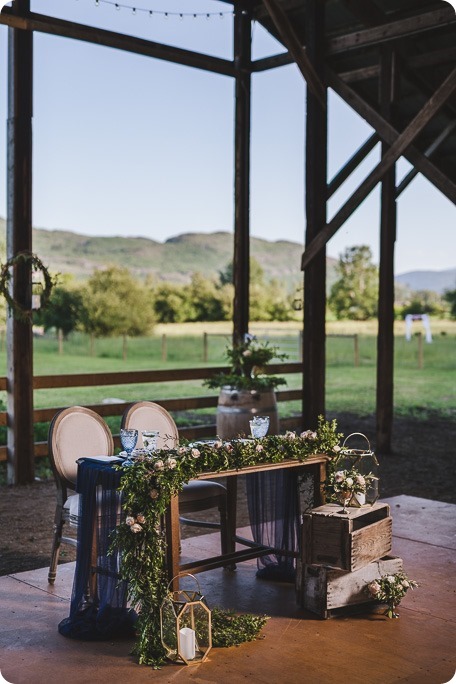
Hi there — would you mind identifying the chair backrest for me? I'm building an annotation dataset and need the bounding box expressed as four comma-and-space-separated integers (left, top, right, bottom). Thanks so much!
121, 401, 179, 450
49, 406, 114, 490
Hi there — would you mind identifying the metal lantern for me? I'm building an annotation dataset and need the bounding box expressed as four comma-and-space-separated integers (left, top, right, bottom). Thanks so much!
339, 432, 380, 505
160, 573, 212, 665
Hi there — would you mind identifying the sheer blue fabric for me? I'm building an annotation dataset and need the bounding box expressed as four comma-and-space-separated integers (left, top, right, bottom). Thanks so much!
246, 470, 299, 583
58, 459, 137, 640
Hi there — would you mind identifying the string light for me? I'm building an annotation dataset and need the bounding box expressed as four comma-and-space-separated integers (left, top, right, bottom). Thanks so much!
84, 0, 234, 19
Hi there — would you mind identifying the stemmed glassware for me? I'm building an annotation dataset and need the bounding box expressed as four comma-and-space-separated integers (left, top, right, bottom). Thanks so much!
120, 428, 138, 465
249, 415, 270, 439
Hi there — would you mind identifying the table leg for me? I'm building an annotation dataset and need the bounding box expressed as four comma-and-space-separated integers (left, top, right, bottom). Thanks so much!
313, 461, 327, 506
225, 475, 237, 570
165, 493, 181, 589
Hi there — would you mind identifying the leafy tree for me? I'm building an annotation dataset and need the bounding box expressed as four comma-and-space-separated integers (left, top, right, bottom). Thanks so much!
153, 283, 195, 323
80, 266, 154, 357
329, 245, 378, 320
401, 290, 446, 317
37, 284, 84, 338
219, 257, 265, 287
443, 288, 456, 319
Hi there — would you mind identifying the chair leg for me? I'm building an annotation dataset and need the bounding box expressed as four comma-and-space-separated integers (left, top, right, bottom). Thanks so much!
48, 507, 64, 584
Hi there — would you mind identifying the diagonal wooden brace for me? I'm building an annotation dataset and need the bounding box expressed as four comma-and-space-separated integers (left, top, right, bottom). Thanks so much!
261, 0, 326, 109
302, 65, 456, 270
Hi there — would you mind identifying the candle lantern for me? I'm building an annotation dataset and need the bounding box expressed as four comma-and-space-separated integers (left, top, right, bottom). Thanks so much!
338, 433, 379, 505
160, 573, 212, 665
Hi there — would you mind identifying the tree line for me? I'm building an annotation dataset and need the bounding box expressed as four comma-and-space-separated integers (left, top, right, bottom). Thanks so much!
0, 246, 452, 342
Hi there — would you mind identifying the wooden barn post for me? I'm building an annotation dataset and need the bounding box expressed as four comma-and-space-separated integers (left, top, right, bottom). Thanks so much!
232, 5, 251, 345
6, 0, 35, 484
376, 47, 397, 454
302, 0, 327, 428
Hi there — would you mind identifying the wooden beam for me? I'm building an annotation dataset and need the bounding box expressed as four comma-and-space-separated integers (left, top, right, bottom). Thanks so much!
0, 8, 235, 77
328, 7, 455, 55
396, 120, 456, 197
261, 0, 326, 109
327, 133, 379, 198
302, 0, 327, 429
339, 46, 456, 84
233, 6, 251, 345
326, 69, 456, 204
302, 65, 456, 270
6, 0, 35, 485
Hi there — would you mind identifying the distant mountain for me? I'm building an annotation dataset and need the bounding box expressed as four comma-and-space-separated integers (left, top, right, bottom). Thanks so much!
0, 218, 336, 291
1, 218, 453, 294
395, 269, 456, 295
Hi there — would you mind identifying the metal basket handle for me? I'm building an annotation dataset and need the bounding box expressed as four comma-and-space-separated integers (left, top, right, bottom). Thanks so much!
166, 573, 202, 596
342, 432, 372, 452
340, 432, 379, 466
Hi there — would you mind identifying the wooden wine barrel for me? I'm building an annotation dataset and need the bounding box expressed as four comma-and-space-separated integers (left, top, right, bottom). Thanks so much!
216, 387, 279, 439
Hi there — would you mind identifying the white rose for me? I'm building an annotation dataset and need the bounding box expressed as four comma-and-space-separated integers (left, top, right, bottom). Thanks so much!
214, 440, 223, 449
125, 516, 135, 526
300, 430, 311, 439
166, 457, 177, 470
178, 447, 187, 455
355, 475, 366, 486
256, 444, 264, 452
242, 349, 252, 357
286, 431, 296, 440
333, 445, 341, 453
154, 459, 165, 471
334, 471, 345, 483
402, 580, 409, 588
130, 523, 143, 533
386, 575, 396, 583
345, 477, 353, 487
368, 581, 381, 596
191, 448, 201, 459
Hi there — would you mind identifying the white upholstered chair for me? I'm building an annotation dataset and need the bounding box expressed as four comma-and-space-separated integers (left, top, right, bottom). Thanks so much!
48, 406, 114, 584
121, 401, 229, 554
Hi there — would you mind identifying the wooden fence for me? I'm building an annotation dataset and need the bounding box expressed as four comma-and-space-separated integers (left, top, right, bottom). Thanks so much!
0, 362, 303, 462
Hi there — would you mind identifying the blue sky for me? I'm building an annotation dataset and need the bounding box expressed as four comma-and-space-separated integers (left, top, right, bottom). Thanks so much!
0, 0, 455, 274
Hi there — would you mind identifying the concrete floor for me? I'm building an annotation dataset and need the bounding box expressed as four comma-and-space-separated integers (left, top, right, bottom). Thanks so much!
0, 496, 455, 684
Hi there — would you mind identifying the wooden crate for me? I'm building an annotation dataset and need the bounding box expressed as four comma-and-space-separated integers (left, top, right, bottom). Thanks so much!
297, 555, 403, 618
302, 502, 392, 572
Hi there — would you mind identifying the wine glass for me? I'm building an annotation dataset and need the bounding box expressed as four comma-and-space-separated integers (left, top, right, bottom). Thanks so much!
249, 415, 270, 439
120, 428, 138, 465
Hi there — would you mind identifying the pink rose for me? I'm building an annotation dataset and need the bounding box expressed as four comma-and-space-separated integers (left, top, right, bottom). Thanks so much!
166, 457, 177, 469
154, 460, 165, 471
368, 581, 381, 596
149, 489, 159, 500
191, 448, 201, 459
334, 471, 345, 483
136, 513, 146, 524
256, 444, 264, 452
355, 475, 366, 486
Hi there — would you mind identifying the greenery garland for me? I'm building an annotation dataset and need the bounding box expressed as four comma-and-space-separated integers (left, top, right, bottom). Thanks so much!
0, 251, 54, 322
113, 416, 343, 668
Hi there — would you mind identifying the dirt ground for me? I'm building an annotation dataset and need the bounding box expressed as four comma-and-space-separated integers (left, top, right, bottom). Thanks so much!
1, 410, 454, 577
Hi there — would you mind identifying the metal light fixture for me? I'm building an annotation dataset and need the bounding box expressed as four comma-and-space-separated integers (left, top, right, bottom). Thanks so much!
160, 574, 212, 665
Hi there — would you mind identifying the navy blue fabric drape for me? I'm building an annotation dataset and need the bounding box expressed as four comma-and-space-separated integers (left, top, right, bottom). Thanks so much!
246, 470, 299, 583
58, 459, 137, 640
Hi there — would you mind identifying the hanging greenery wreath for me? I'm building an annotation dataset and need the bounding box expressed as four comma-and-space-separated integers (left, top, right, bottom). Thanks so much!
0, 251, 55, 322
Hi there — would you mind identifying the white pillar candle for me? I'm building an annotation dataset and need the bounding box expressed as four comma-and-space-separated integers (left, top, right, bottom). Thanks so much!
355, 491, 366, 505
179, 627, 196, 661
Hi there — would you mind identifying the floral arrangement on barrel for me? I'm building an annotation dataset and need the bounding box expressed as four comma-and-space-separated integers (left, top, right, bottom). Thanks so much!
203, 333, 288, 392
325, 466, 378, 512
366, 571, 418, 618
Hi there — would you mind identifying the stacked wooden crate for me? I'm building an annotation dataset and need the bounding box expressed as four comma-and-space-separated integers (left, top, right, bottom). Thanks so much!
297, 502, 402, 618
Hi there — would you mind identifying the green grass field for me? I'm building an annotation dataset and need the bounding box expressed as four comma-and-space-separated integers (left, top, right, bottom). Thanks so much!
0, 319, 454, 425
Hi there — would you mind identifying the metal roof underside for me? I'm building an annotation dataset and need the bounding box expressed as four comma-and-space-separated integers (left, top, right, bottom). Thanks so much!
247, 0, 456, 201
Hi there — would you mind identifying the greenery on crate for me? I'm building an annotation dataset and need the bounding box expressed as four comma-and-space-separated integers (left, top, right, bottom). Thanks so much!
203, 334, 288, 391
366, 571, 418, 618
113, 416, 343, 667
